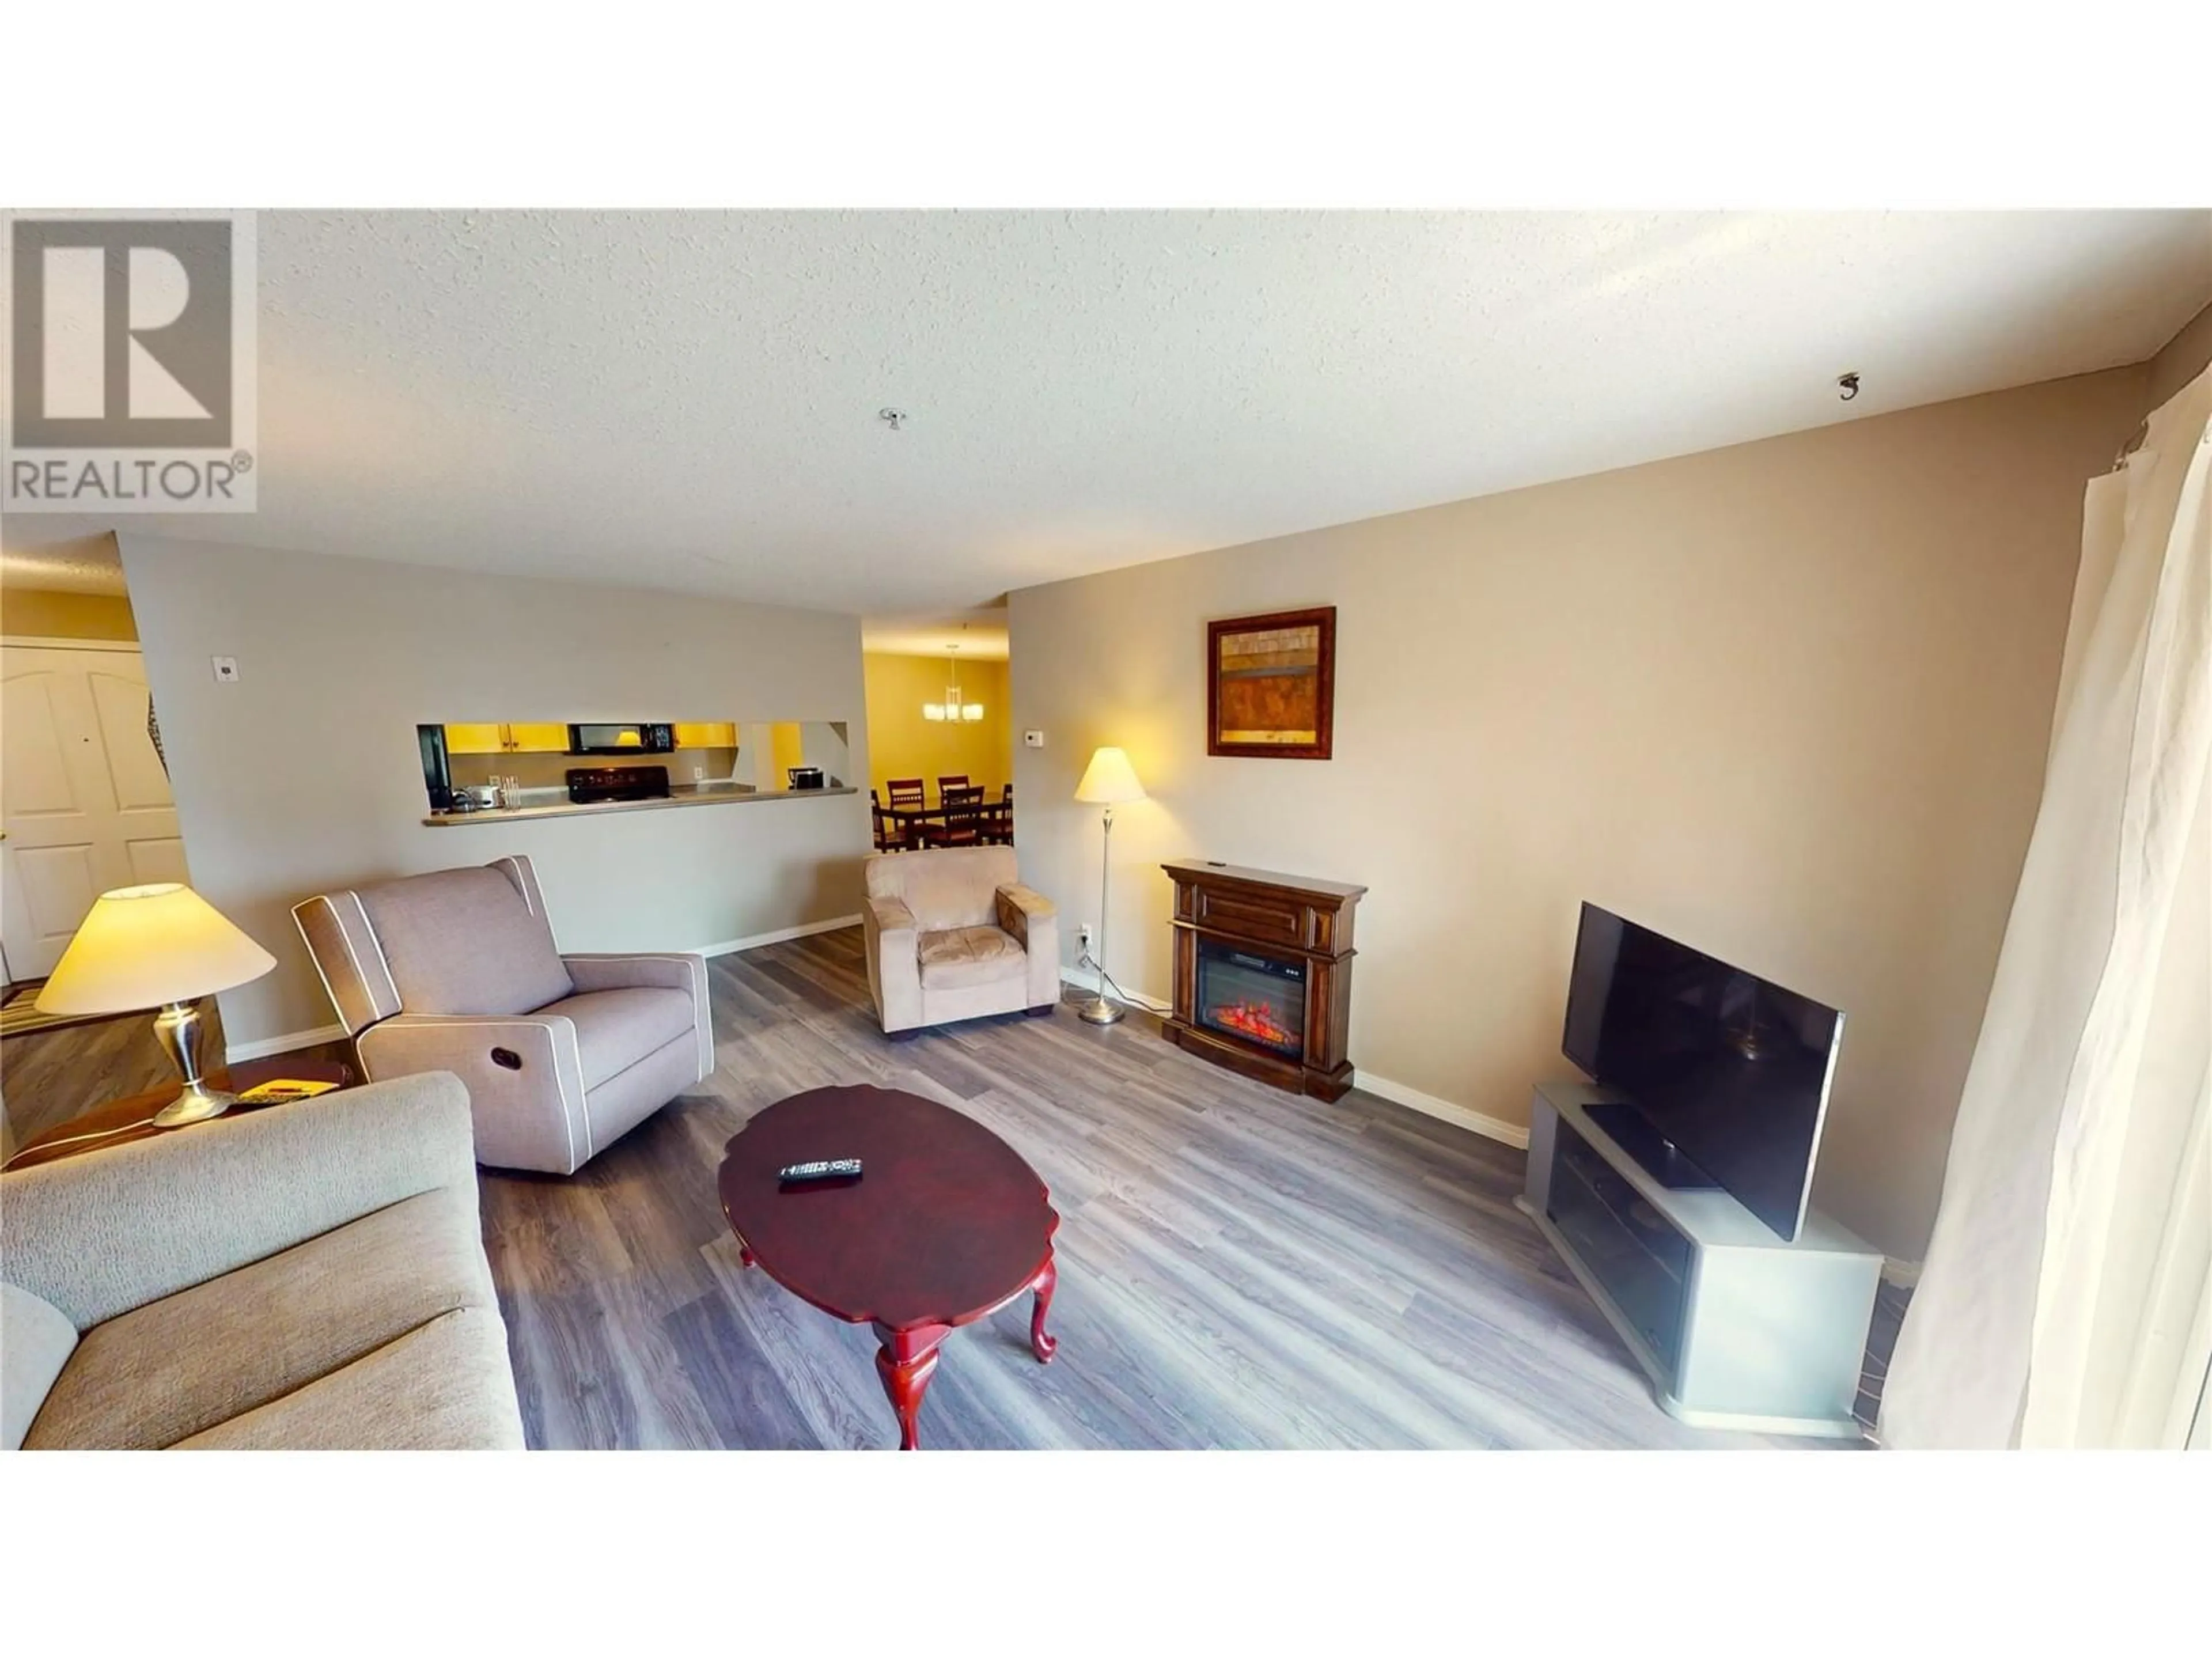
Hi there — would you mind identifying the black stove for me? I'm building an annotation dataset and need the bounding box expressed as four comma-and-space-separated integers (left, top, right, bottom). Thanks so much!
567, 764, 671, 805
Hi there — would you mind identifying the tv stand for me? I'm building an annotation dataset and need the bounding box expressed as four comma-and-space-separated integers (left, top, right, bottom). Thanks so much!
1580, 1100, 1718, 1191
1517, 1080, 1880, 1439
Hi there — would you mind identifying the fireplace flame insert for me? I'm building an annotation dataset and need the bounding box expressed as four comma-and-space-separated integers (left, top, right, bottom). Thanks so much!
1196, 939, 1306, 1058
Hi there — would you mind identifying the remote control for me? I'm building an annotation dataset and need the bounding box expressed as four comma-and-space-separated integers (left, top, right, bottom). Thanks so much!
777, 1158, 862, 1183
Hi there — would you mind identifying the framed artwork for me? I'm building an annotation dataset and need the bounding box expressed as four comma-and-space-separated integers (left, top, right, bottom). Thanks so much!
1206, 605, 1336, 760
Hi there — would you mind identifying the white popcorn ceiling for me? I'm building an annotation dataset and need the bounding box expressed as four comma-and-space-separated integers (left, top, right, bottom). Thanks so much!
862, 608, 1010, 660
25, 210, 2210, 613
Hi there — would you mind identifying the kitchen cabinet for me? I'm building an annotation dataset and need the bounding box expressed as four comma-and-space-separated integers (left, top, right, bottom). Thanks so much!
508, 722, 570, 753
444, 722, 570, 754
673, 722, 738, 748
444, 722, 507, 755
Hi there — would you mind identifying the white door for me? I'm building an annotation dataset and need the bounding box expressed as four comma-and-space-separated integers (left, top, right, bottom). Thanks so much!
0, 642, 187, 980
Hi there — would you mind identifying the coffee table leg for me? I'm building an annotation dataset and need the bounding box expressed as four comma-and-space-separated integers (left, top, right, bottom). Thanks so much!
1029, 1256, 1058, 1363
873, 1323, 950, 1450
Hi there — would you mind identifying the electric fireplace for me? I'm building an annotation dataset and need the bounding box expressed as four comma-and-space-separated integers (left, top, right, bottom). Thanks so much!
1161, 859, 1366, 1100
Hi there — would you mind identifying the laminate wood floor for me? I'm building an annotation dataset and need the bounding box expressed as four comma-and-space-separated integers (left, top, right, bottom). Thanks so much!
480, 927, 1872, 1450
1, 997, 354, 1157
2, 1001, 233, 1152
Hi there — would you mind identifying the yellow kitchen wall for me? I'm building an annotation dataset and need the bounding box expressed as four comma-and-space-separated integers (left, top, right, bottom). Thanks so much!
862, 653, 1012, 799
770, 722, 805, 780
1, 587, 139, 641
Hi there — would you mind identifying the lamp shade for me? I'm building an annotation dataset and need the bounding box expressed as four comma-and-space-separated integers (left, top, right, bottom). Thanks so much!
1074, 746, 1146, 805
35, 884, 278, 1015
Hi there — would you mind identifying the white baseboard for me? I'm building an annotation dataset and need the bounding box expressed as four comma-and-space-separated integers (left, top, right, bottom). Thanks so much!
226, 1022, 348, 1063
697, 914, 863, 957
1355, 1071, 1531, 1150
1056, 967, 1528, 1151
226, 918, 862, 1063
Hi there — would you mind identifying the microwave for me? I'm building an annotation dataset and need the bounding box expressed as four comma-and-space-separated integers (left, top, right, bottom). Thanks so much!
567, 722, 675, 755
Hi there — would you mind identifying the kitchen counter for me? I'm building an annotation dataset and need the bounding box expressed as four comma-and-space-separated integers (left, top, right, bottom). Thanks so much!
422, 782, 857, 827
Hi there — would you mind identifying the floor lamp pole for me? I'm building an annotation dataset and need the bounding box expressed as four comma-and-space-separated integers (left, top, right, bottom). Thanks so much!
1079, 802, 1123, 1025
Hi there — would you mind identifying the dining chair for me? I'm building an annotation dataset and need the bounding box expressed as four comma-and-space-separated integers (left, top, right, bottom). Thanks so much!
936, 774, 970, 800
934, 785, 988, 849
870, 789, 910, 853
887, 778, 926, 811
985, 782, 1014, 846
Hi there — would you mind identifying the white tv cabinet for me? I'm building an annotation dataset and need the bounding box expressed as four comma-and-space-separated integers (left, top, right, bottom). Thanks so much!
1517, 1080, 1881, 1439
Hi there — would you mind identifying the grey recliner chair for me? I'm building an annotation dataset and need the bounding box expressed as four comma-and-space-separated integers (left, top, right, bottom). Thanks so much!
294, 855, 711, 1174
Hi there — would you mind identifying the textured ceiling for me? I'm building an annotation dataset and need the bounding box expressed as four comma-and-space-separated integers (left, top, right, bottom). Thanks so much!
12, 211, 2209, 613
862, 607, 1010, 660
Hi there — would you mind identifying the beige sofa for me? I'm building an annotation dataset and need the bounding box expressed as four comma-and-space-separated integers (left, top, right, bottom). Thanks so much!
862, 846, 1060, 1035
294, 854, 711, 1175
1, 1071, 525, 1451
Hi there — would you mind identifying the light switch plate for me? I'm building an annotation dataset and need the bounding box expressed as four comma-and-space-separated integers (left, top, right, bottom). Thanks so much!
1024, 730, 1044, 748
211, 656, 240, 683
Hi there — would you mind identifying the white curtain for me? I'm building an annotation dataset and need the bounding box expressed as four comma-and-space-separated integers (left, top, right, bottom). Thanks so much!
1881, 366, 2211, 1450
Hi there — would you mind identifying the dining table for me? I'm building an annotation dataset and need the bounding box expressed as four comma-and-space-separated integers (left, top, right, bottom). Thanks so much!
879, 795, 1011, 849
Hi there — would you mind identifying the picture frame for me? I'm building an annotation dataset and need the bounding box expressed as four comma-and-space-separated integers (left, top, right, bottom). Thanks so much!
1206, 605, 1336, 760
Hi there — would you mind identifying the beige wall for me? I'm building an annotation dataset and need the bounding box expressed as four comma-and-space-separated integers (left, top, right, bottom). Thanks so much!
2146, 300, 2212, 411
0, 588, 139, 641
1008, 367, 2147, 1262
862, 652, 1012, 800
119, 535, 873, 1051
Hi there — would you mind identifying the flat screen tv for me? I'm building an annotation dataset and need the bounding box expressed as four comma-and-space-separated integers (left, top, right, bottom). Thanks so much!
1561, 902, 1843, 1242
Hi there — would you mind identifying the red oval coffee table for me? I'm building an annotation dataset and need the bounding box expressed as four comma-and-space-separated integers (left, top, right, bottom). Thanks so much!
717, 1085, 1060, 1450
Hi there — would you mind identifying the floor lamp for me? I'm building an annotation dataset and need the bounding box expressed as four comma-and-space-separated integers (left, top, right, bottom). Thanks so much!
1074, 746, 1146, 1025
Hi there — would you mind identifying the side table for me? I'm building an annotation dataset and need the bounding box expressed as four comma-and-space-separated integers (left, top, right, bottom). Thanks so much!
3, 1058, 355, 1172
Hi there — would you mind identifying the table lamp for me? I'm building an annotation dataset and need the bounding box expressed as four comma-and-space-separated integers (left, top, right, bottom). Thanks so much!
1073, 746, 1146, 1026
35, 882, 279, 1126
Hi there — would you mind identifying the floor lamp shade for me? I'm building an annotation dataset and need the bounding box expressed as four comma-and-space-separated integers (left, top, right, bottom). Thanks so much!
1073, 748, 1144, 1025
36, 884, 277, 1015
1074, 747, 1146, 805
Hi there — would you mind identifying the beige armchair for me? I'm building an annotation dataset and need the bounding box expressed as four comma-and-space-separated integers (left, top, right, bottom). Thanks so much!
294, 855, 711, 1174
862, 846, 1060, 1036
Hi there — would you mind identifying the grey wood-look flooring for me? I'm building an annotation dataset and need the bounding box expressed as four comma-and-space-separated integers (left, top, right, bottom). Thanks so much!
2, 1001, 230, 1153
478, 927, 1882, 1450
0, 994, 354, 1158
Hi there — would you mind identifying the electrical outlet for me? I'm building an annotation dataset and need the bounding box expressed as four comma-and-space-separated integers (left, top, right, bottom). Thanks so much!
1078, 922, 1094, 954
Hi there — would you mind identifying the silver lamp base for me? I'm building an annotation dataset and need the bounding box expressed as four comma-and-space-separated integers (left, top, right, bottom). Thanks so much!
151, 999, 236, 1127
1080, 801, 1129, 1028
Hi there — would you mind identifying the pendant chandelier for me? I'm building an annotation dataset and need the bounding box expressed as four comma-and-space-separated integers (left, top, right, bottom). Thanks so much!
922, 646, 984, 722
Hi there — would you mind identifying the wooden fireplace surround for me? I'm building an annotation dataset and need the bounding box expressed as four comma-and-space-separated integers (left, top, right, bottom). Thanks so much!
1161, 859, 1366, 1101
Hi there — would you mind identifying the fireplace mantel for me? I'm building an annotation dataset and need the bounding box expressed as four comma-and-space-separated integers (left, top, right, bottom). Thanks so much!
1160, 859, 1366, 1101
